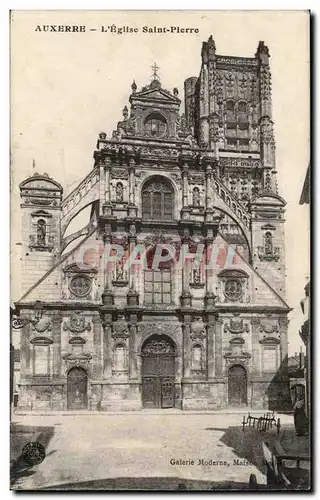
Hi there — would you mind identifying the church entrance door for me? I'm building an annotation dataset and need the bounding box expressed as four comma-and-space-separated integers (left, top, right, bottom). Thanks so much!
67, 367, 88, 410
228, 365, 247, 407
141, 335, 176, 409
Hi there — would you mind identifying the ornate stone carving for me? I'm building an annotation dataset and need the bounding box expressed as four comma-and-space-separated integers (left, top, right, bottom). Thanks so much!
30, 317, 52, 333
189, 173, 205, 186
62, 352, 92, 369
63, 315, 91, 333
142, 338, 175, 355
112, 168, 129, 180
224, 318, 249, 334
224, 351, 251, 366
190, 320, 206, 341
138, 323, 181, 339
112, 322, 129, 340
259, 320, 279, 334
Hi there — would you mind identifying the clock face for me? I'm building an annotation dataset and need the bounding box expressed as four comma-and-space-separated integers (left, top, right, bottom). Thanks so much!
145, 114, 167, 138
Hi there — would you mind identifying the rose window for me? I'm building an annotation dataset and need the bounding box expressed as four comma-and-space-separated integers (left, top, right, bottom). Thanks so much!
69, 275, 92, 297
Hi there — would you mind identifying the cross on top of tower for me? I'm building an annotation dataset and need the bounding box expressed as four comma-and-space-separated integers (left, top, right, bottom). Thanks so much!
150, 62, 160, 81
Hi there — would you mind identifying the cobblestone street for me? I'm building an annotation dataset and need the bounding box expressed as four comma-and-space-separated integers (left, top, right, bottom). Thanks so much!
10, 412, 295, 490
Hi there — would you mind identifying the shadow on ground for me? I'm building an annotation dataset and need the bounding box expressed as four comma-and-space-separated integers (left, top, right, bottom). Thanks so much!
205, 423, 310, 488
41, 476, 265, 491
10, 424, 55, 489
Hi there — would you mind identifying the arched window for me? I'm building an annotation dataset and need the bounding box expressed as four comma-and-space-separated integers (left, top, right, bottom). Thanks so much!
238, 101, 248, 123
37, 219, 46, 245
142, 177, 174, 220
226, 100, 235, 121
264, 232, 273, 255
191, 344, 203, 371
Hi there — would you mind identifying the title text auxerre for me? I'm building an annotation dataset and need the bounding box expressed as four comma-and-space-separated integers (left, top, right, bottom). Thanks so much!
34, 25, 199, 34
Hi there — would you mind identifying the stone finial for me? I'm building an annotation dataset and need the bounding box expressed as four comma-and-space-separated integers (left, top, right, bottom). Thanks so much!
207, 35, 216, 51
99, 132, 107, 140
122, 105, 128, 119
131, 80, 137, 93
256, 41, 270, 63
173, 87, 179, 97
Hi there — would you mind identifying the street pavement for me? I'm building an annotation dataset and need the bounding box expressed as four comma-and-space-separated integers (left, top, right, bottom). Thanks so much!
11, 411, 295, 491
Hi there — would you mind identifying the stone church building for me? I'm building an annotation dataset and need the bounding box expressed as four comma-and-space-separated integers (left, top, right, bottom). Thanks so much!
15, 37, 290, 411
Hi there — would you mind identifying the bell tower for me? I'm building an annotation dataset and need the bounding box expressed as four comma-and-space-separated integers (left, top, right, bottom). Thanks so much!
19, 171, 63, 295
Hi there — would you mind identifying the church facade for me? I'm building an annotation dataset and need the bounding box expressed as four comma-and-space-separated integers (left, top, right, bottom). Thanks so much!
15, 38, 291, 411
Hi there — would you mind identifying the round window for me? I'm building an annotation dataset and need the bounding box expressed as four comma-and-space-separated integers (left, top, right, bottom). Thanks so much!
69, 275, 92, 297
144, 114, 167, 138
224, 279, 243, 301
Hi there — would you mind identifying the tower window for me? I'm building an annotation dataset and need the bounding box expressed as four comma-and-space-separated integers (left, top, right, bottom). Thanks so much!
37, 219, 46, 245
144, 113, 167, 138
264, 232, 273, 255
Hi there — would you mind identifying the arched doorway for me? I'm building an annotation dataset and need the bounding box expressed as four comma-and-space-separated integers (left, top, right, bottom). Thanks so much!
67, 367, 88, 410
141, 335, 176, 408
228, 365, 247, 407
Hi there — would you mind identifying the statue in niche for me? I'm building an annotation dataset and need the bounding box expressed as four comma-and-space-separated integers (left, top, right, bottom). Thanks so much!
192, 268, 201, 284
265, 232, 273, 255
116, 182, 124, 202
116, 259, 124, 280
192, 187, 200, 207
37, 219, 46, 245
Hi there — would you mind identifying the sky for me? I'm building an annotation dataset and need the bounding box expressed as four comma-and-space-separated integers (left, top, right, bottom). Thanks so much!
10, 10, 310, 355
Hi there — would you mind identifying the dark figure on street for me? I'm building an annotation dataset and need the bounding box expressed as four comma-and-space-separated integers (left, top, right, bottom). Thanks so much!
293, 395, 308, 436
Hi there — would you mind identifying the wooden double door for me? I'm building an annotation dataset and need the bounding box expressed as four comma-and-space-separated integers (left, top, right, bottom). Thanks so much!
141, 335, 176, 409
228, 365, 247, 407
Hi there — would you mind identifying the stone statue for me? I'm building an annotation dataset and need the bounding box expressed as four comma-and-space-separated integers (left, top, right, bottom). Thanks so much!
192, 187, 200, 206
116, 182, 124, 202
37, 219, 46, 245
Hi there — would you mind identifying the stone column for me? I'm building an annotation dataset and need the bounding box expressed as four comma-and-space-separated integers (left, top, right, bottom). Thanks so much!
102, 314, 113, 379
182, 164, 189, 207
215, 318, 223, 377
102, 229, 114, 305
128, 319, 138, 380
20, 315, 32, 379
104, 158, 111, 204
205, 165, 212, 209
128, 159, 135, 205
206, 314, 216, 379
92, 315, 102, 378
51, 313, 62, 378
180, 235, 192, 308
251, 318, 261, 376
99, 160, 106, 205
205, 235, 214, 296
182, 317, 192, 379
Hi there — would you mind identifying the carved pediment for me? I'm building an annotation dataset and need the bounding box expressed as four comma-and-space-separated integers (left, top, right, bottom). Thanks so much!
20, 173, 63, 192
259, 336, 280, 345
229, 337, 245, 345
30, 336, 53, 345
30, 210, 52, 218
69, 336, 86, 345
63, 263, 98, 275
134, 86, 180, 104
